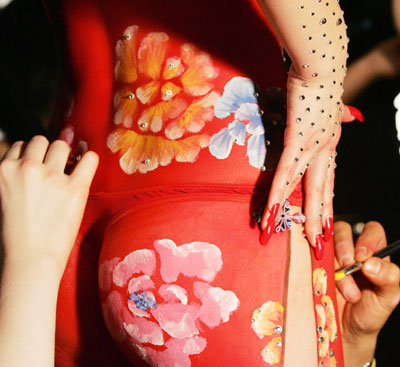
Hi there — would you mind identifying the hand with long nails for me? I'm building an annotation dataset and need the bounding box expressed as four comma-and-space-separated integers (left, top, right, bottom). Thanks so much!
256, 0, 362, 255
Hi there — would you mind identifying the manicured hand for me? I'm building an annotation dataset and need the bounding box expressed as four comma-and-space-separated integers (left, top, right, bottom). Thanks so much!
334, 221, 400, 367
260, 66, 343, 255
0, 136, 99, 277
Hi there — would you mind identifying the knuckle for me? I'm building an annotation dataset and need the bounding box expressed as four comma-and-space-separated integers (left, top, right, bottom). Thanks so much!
334, 221, 352, 232
52, 139, 70, 150
12, 140, 24, 147
20, 158, 39, 172
364, 221, 385, 232
32, 135, 49, 144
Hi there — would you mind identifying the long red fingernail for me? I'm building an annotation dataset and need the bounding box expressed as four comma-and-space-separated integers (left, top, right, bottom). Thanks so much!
323, 217, 333, 242
260, 203, 280, 246
314, 234, 324, 261
348, 106, 364, 122
268, 203, 280, 222
260, 223, 275, 246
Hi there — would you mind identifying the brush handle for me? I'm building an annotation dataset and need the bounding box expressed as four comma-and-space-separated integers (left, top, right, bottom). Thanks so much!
375, 239, 400, 258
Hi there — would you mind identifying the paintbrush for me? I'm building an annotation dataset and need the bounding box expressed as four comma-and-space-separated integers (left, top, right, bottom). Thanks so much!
335, 239, 400, 281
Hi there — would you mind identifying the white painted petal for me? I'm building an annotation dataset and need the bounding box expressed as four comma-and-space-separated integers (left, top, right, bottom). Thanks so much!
209, 128, 234, 159
159, 284, 188, 305
128, 275, 155, 294
123, 316, 164, 345
227, 120, 246, 146
113, 249, 156, 287
247, 134, 267, 169
214, 77, 258, 118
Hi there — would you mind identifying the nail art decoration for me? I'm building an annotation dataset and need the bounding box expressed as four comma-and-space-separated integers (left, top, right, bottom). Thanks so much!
288, 212, 306, 224
275, 201, 293, 232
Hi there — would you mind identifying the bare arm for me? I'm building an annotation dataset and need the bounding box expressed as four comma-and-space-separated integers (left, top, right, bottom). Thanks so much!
0, 137, 98, 367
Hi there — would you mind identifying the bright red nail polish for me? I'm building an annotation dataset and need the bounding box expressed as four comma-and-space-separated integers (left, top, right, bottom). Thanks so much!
314, 234, 324, 261
268, 203, 280, 223
348, 106, 364, 122
259, 203, 280, 246
260, 223, 274, 246
323, 217, 333, 242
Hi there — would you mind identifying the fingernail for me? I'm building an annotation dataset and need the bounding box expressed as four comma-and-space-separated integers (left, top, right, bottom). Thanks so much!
323, 217, 333, 242
365, 257, 381, 274
260, 223, 275, 245
355, 247, 368, 261
314, 234, 324, 261
260, 203, 280, 246
348, 106, 364, 122
268, 203, 280, 223
341, 253, 354, 267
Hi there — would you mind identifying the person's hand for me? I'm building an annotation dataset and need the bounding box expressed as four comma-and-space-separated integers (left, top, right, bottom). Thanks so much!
0, 136, 99, 278
334, 221, 400, 367
260, 65, 344, 257
369, 36, 400, 79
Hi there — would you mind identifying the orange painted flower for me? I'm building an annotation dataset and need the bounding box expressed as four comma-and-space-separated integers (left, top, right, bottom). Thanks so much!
321, 351, 337, 367
321, 295, 337, 342
313, 267, 328, 296
316, 296, 338, 359
109, 25, 221, 174
318, 330, 330, 358
261, 337, 282, 365
108, 129, 210, 174
251, 301, 284, 338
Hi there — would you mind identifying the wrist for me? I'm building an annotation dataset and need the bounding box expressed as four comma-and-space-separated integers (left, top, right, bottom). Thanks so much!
2, 256, 64, 286
342, 332, 377, 367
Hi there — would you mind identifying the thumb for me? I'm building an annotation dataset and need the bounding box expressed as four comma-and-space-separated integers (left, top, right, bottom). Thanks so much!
362, 257, 400, 310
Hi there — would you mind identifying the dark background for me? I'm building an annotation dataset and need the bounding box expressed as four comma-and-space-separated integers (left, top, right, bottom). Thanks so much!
0, 0, 399, 364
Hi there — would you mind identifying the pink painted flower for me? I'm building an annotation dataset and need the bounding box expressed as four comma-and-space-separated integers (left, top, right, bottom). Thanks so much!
99, 239, 239, 366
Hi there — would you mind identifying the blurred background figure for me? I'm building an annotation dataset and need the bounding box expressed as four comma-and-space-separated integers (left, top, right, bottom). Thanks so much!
0, 0, 399, 364
336, 1, 400, 364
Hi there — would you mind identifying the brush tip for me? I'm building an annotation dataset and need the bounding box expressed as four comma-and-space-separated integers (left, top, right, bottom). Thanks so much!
335, 271, 346, 281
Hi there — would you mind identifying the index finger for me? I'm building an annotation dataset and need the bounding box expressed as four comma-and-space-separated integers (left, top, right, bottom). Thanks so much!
355, 221, 387, 262
333, 221, 355, 267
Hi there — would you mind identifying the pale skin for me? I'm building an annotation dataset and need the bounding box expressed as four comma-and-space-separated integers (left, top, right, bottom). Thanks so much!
334, 221, 400, 367
0, 136, 98, 367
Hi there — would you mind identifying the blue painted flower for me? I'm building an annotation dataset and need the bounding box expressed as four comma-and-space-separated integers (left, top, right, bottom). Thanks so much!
210, 77, 267, 169
128, 291, 158, 311
214, 77, 258, 118
209, 120, 246, 159
247, 134, 267, 169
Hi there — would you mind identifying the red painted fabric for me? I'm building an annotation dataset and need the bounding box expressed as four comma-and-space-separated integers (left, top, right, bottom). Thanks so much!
44, 0, 343, 366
